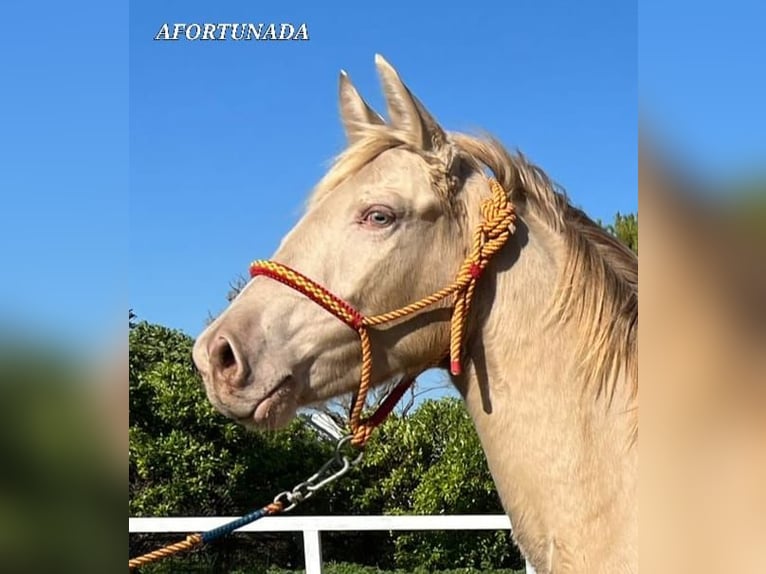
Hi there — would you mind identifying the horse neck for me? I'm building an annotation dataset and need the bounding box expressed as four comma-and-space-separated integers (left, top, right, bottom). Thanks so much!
455, 210, 638, 572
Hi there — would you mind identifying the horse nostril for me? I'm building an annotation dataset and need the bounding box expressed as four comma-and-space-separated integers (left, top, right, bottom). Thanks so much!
218, 341, 236, 370
208, 335, 248, 387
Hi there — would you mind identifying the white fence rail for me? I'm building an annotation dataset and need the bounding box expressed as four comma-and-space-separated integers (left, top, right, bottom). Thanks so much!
129, 515, 535, 573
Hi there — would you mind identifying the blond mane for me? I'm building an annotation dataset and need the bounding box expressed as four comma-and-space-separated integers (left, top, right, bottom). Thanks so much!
310, 125, 638, 416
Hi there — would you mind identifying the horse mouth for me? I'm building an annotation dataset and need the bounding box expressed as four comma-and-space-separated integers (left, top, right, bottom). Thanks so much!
238, 376, 298, 430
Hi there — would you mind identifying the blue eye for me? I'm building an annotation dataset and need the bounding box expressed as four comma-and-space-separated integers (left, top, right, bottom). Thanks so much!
362, 208, 396, 227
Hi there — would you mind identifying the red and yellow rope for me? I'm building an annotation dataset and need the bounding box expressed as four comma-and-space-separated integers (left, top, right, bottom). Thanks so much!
250, 178, 515, 447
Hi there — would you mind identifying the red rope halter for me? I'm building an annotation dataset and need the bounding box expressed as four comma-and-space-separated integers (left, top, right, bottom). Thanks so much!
250, 178, 515, 447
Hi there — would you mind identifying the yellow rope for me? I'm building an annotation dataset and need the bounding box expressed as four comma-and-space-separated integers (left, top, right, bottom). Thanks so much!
129, 533, 203, 569
350, 179, 515, 445
250, 178, 515, 447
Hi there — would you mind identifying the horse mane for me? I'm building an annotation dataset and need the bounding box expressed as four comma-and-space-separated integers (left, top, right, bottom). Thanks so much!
451, 134, 638, 408
310, 126, 638, 420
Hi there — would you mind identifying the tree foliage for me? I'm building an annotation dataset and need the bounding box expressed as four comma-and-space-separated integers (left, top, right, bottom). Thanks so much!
129, 319, 335, 570
339, 401, 518, 570
601, 212, 638, 254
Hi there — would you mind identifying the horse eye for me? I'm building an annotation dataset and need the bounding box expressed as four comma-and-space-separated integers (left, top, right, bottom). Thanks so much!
362, 208, 395, 227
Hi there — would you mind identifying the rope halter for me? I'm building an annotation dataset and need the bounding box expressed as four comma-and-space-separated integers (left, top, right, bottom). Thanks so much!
249, 178, 516, 447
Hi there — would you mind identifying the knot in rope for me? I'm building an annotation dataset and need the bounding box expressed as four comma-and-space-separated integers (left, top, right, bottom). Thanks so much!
448, 179, 516, 375
351, 421, 375, 446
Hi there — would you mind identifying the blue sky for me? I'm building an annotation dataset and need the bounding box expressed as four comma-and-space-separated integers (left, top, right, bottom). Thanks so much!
639, 1, 766, 182
129, 0, 637, 337
2, 0, 762, 353
0, 2, 127, 351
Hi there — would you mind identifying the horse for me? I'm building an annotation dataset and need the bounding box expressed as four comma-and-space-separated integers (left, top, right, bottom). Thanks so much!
192, 55, 638, 574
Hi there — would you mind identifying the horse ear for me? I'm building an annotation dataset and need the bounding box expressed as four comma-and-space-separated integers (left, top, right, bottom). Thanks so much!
338, 70, 385, 144
374, 53, 447, 151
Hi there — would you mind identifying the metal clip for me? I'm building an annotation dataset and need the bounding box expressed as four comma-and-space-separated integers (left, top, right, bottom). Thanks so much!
271, 434, 364, 514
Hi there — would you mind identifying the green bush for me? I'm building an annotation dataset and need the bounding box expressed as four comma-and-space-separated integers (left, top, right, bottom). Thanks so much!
327, 400, 519, 570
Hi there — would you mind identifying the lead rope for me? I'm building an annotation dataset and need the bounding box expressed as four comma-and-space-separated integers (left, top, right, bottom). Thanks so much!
129, 504, 282, 570
129, 178, 515, 570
